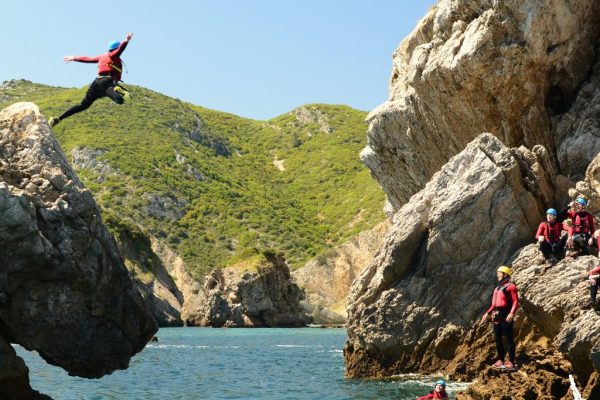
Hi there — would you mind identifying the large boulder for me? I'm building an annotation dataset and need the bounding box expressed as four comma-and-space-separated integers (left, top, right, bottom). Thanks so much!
345, 133, 554, 373
0, 103, 157, 398
361, 0, 600, 211
187, 252, 309, 327
345, 133, 600, 394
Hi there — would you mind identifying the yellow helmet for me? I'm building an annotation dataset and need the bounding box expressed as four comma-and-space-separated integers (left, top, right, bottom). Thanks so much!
497, 266, 512, 276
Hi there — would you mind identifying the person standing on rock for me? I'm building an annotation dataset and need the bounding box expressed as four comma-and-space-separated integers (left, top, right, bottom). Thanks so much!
558, 197, 595, 258
415, 379, 448, 399
480, 266, 519, 371
48, 33, 133, 127
535, 208, 567, 267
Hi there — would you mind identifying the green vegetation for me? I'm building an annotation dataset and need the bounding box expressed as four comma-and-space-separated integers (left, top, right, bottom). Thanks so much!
0, 79, 385, 278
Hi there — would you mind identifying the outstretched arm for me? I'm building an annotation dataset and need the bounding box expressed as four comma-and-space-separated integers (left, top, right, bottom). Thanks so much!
111, 32, 133, 57
64, 55, 100, 63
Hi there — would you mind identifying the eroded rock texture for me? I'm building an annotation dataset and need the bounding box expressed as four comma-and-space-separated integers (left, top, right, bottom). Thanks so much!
187, 253, 309, 327
0, 103, 157, 398
346, 134, 600, 394
361, 0, 600, 211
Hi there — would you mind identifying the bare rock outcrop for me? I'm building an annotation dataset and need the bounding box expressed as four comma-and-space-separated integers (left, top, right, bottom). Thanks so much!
292, 220, 389, 324
0, 103, 157, 398
187, 252, 309, 327
109, 220, 185, 327
345, 134, 600, 394
149, 237, 204, 325
361, 0, 600, 211
345, 134, 552, 371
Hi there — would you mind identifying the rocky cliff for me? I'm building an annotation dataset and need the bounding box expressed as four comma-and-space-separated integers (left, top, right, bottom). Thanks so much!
361, 0, 600, 211
292, 220, 389, 324
186, 252, 309, 327
346, 0, 600, 395
346, 134, 600, 396
0, 103, 157, 399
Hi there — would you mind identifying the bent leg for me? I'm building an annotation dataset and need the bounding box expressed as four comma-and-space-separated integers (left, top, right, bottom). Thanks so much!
590, 280, 598, 302
105, 86, 124, 105
539, 242, 552, 259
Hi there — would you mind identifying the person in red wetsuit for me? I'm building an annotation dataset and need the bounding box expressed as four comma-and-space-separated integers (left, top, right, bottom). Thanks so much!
535, 208, 567, 266
480, 266, 519, 371
582, 264, 600, 308
48, 33, 133, 127
416, 380, 448, 399
558, 197, 595, 257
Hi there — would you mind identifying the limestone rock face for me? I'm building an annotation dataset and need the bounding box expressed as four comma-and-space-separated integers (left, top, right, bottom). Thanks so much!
114, 227, 184, 327
188, 253, 309, 327
555, 58, 600, 182
150, 237, 204, 325
292, 220, 389, 324
345, 134, 555, 376
571, 152, 600, 215
0, 103, 157, 397
362, 0, 600, 211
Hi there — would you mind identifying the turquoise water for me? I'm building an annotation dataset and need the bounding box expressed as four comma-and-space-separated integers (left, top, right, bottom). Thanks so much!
15, 328, 467, 399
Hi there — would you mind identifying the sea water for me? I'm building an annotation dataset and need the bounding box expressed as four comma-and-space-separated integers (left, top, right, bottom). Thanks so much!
14, 328, 468, 399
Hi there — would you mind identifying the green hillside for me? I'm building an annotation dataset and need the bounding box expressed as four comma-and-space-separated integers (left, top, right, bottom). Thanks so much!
0, 79, 385, 278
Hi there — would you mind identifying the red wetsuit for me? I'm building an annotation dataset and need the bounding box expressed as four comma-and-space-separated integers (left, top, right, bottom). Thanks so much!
74, 40, 129, 81
486, 280, 519, 316
416, 392, 448, 400
565, 210, 595, 237
588, 265, 600, 276
535, 221, 565, 243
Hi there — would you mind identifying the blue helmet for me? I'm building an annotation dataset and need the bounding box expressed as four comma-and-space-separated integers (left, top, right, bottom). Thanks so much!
108, 40, 120, 51
435, 379, 446, 388
576, 197, 588, 206
546, 208, 557, 216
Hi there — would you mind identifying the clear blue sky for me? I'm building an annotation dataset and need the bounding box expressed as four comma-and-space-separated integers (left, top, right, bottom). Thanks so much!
1, 1, 435, 120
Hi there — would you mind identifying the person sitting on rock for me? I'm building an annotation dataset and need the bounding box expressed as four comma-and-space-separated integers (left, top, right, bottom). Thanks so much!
582, 264, 600, 309
48, 33, 133, 127
535, 208, 567, 267
416, 379, 448, 399
559, 197, 595, 258
480, 266, 519, 371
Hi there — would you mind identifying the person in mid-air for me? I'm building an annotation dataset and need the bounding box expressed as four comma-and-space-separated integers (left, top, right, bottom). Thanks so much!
49, 33, 133, 127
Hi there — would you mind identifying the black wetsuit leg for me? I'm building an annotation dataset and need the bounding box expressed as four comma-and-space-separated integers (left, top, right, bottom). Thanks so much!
58, 77, 123, 120
493, 320, 515, 363
590, 281, 598, 302
573, 235, 590, 255
492, 323, 505, 361
539, 241, 553, 259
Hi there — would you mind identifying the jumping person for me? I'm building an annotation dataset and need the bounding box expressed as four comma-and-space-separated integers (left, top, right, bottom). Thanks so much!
535, 208, 567, 266
480, 266, 519, 371
416, 380, 449, 400
48, 33, 133, 127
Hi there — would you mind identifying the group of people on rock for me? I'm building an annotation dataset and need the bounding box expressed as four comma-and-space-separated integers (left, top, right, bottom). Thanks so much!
536, 196, 596, 265
535, 196, 600, 307
416, 196, 599, 398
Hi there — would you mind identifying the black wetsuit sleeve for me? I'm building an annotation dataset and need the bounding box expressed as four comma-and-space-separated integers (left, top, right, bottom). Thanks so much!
557, 206, 571, 222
